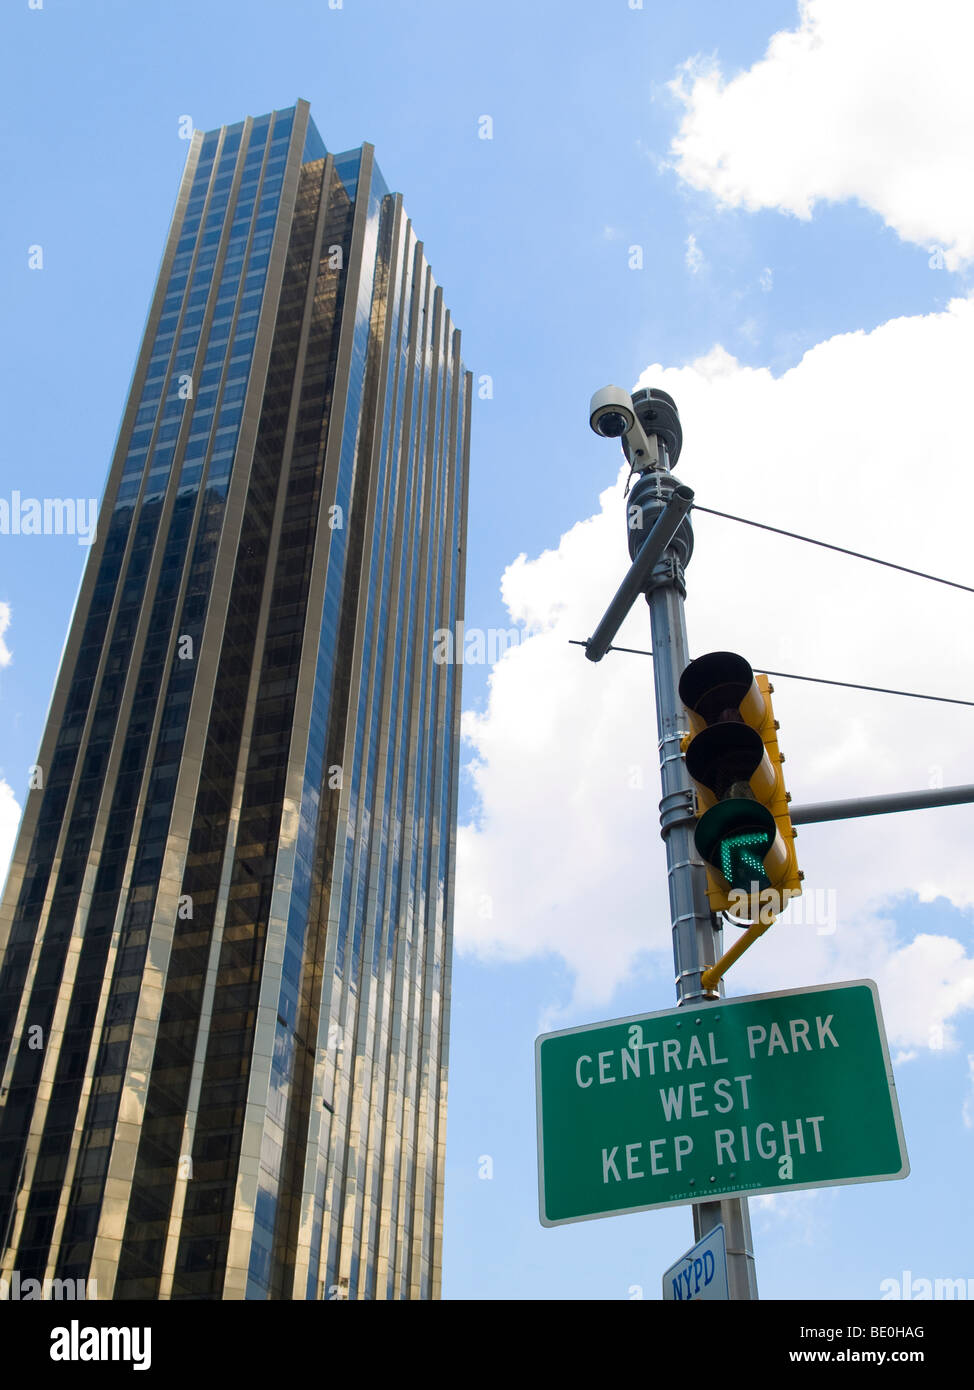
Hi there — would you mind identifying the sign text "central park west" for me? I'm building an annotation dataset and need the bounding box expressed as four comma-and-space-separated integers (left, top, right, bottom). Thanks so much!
536, 980, 908, 1226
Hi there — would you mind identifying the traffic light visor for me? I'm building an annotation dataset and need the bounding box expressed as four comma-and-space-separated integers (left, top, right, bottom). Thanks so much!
678, 651, 765, 730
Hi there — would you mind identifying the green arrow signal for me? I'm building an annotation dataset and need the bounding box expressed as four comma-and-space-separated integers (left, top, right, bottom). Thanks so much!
695, 798, 779, 894
719, 832, 770, 889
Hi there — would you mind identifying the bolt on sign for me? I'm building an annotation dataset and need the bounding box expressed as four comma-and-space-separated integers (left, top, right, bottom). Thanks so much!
536, 980, 908, 1226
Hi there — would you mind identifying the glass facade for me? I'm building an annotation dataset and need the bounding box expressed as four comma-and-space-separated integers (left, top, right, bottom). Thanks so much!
0, 100, 470, 1300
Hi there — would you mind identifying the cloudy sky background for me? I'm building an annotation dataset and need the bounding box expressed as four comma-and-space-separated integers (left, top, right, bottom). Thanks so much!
450, 0, 974, 1296
2, 0, 973, 1298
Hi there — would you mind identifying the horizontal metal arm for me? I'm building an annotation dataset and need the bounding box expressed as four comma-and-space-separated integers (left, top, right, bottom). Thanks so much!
585, 484, 694, 662
789, 783, 974, 826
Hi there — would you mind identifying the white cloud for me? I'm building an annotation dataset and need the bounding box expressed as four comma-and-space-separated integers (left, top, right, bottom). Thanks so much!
0, 602, 11, 668
759, 267, 773, 292
963, 1055, 974, 1128
457, 295, 974, 1048
668, 0, 974, 267
751, 1188, 826, 1245
685, 233, 704, 274
0, 779, 22, 900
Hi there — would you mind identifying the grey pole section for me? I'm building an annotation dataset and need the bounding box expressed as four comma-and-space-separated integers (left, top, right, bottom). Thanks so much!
790, 783, 974, 825
585, 486, 695, 663
625, 403, 759, 1300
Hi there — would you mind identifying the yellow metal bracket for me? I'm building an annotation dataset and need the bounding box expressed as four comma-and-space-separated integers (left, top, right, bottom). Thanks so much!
701, 915, 776, 992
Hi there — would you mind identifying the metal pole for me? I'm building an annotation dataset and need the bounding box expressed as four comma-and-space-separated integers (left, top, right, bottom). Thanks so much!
585, 485, 695, 662
635, 448, 759, 1300
790, 783, 974, 825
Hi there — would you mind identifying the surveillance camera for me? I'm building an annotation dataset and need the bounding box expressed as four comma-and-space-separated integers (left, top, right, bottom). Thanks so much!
590, 384, 657, 468
589, 385, 635, 439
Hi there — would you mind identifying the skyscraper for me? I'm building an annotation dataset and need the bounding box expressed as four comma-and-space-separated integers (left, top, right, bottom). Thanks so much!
0, 101, 470, 1300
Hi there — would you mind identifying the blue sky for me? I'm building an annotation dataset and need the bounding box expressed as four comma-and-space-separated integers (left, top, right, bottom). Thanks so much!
2, 0, 974, 1300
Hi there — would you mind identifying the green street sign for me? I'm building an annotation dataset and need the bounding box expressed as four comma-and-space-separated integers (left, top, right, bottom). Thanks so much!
536, 979, 908, 1227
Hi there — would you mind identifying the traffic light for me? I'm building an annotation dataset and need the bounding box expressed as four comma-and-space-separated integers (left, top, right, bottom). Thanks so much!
678, 651, 801, 921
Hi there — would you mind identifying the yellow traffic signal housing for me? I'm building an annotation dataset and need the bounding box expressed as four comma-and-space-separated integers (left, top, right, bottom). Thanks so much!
678, 652, 801, 921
